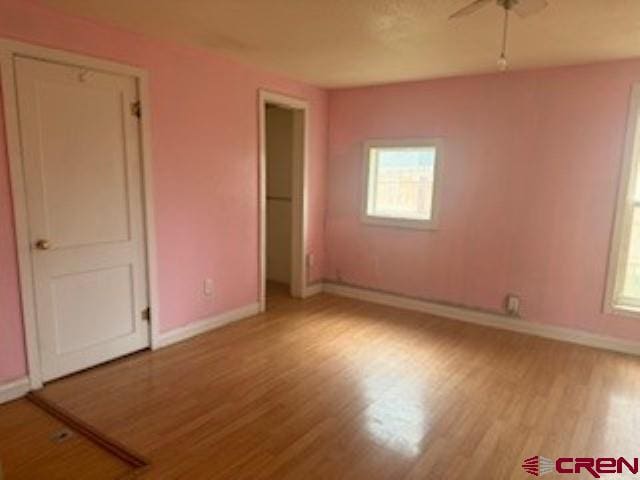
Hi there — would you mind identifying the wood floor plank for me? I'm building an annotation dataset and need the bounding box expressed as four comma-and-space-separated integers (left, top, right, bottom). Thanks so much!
4, 287, 640, 479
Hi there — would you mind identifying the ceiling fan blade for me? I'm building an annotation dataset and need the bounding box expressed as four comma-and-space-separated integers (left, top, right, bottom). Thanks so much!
512, 0, 548, 18
449, 0, 493, 19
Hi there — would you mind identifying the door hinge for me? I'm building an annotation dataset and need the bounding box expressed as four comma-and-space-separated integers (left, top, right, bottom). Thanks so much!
130, 101, 141, 118
141, 307, 151, 321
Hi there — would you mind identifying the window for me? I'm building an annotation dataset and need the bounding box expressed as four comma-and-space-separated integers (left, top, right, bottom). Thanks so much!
363, 139, 441, 229
607, 85, 640, 314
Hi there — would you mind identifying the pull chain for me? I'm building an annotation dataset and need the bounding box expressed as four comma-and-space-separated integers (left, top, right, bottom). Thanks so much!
498, 7, 510, 71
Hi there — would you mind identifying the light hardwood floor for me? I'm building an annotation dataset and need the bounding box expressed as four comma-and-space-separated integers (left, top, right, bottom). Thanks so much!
4, 287, 640, 479
0, 399, 133, 479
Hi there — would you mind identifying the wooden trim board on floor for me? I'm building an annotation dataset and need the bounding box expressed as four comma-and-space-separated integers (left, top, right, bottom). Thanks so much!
26, 392, 149, 471
322, 282, 640, 356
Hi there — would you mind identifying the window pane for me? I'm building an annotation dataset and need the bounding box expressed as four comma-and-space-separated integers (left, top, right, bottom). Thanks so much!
369, 147, 436, 220
622, 206, 640, 301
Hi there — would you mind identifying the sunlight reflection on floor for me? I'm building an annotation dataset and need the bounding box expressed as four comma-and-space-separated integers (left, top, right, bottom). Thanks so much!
363, 374, 429, 457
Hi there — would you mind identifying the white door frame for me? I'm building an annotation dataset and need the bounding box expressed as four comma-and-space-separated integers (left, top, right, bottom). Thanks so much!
0, 38, 161, 390
258, 90, 308, 311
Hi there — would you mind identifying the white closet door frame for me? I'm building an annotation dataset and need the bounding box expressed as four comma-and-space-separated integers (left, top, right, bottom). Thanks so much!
0, 38, 161, 390
258, 90, 309, 311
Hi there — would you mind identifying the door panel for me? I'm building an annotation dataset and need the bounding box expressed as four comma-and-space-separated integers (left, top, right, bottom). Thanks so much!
35, 81, 131, 248
15, 56, 150, 381
51, 265, 135, 354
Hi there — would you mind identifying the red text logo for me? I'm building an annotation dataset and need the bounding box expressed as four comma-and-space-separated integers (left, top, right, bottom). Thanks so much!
523, 456, 640, 478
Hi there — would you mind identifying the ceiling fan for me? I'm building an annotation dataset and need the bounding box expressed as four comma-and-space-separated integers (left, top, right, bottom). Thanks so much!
450, 0, 548, 20
450, 0, 549, 71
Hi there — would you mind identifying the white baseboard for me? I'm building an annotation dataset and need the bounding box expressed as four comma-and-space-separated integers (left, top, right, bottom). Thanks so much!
323, 282, 640, 356
156, 302, 261, 348
0, 377, 30, 404
302, 282, 324, 298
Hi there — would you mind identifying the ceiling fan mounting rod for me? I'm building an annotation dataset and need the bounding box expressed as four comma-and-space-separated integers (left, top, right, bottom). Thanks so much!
501, 6, 509, 54
497, 0, 511, 71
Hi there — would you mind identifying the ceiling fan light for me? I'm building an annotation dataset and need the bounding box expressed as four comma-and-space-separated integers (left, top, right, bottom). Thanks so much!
497, 54, 509, 71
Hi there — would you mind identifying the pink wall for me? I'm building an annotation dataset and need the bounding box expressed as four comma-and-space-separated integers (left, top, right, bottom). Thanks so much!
326, 60, 640, 342
4, 0, 640, 387
0, 0, 327, 383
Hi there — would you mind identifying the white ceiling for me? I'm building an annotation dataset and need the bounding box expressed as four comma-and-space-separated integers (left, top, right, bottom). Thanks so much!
39, 0, 640, 88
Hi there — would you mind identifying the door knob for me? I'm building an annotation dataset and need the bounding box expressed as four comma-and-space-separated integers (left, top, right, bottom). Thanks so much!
35, 239, 51, 250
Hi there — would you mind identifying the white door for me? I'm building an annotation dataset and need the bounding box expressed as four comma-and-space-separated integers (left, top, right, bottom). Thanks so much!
15, 56, 150, 382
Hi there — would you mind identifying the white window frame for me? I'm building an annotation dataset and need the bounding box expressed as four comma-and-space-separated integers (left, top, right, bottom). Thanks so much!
605, 84, 640, 316
362, 138, 443, 230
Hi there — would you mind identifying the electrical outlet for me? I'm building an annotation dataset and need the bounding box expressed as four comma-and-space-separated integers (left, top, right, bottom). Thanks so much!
307, 253, 315, 268
204, 278, 213, 297
505, 294, 520, 317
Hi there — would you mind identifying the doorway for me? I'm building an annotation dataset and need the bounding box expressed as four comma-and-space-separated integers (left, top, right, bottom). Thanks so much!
258, 91, 308, 311
1, 40, 158, 387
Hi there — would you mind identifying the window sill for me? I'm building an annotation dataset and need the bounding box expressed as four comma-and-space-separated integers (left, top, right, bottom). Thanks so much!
362, 215, 438, 231
605, 303, 640, 318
